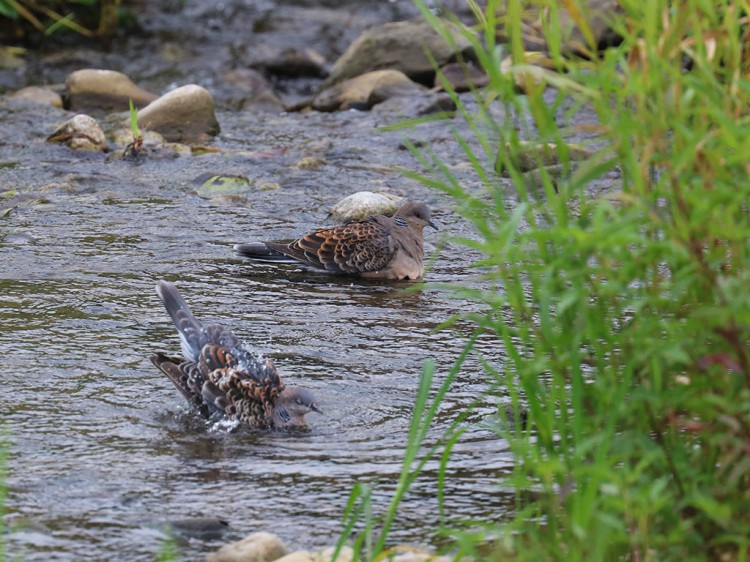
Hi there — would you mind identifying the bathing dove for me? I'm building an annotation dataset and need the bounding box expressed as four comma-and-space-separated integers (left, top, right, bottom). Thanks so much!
233, 199, 437, 280
150, 280, 321, 429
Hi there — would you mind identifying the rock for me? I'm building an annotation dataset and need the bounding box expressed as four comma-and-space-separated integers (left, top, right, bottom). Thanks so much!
495, 141, 592, 174
313, 69, 416, 112
366, 80, 427, 108
496, 1, 623, 57
46, 114, 108, 152
380, 545, 451, 562
223, 68, 284, 111
224, 68, 273, 97
499, 52, 556, 93
435, 62, 489, 92
275, 552, 313, 562
558, 0, 624, 56
137, 85, 220, 144
0, 46, 26, 70
64, 69, 157, 114
240, 90, 286, 113
207, 531, 289, 562
191, 174, 253, 199
262, 48, 328, 78
162, 517, 230, 541
275, 546, 354, 562
372, 90, 455, 117
520, 164, 566, 193
108, 128, 191, 160
294, 156, 326, 170
330, 191, 403, 223
325, 18, 475, 87
8, 86, 63, 108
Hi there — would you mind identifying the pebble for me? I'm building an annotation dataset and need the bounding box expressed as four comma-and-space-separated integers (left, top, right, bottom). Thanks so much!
64, 68, 157, 114
313, 69, 416, 112
206, 531, 289, 562
46, 114, 108, 152
8, 86, 63, 108
136, 84, 220, 144
330, 191, 403, 223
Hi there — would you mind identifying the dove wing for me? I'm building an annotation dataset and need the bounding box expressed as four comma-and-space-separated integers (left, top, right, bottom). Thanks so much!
267, 216, 395, 274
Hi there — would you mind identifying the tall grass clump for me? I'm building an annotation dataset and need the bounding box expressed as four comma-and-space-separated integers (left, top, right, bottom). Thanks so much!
341, 1, 750, 561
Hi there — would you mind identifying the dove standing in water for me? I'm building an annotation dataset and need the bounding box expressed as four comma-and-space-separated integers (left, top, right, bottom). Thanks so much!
150, 281, 321, 429
234, 200, 437, 280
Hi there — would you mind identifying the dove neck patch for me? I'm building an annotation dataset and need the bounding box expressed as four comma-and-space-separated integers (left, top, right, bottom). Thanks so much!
393, 216, 408, 228
277, 406, 291, 423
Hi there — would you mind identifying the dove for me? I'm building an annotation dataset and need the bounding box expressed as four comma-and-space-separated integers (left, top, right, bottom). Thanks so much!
234, 199, 437, 280
150, 281, 321, 429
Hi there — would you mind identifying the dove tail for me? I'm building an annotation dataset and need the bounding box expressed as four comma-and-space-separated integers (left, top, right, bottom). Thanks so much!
156, 281, 203, 362
234, 242, 298, 263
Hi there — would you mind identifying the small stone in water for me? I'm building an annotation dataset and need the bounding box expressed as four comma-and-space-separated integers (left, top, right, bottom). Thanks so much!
46, 114, 109, 152
207, 531, 289, 562
330, 191, 403, 223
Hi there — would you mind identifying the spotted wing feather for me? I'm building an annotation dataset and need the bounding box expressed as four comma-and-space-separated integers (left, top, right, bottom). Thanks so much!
150, 352, 211, 418
265, 216, 395, 274
207, 354, 286, 427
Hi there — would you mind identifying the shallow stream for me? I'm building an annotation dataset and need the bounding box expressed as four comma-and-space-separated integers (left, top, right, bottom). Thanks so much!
0, 2, 614, 558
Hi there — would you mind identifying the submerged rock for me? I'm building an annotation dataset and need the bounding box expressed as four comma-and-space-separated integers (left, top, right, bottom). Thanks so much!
330, 191, 403, 223
496, 140, 592, 174
8, 86, 63, 108
312, 69, 416, 112
325, 18, 475, 87
137, 85, 220, 144
162, 517, 230, 541
191, 173, 253, 199
46, 114, 108, 152
64, 69, 157, 114
207, 531, 289, 562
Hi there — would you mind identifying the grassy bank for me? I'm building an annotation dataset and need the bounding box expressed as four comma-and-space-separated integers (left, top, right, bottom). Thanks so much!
341, 1, 750, 560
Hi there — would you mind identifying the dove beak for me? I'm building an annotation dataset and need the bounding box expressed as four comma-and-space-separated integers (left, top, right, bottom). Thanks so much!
428, 220, 439, 230
311, 403, 323, 414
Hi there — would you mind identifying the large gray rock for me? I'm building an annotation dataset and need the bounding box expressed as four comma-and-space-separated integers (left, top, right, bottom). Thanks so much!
65, 69, 157, 114
46, 114, 108, 152
206, 531, 289, 562
137, 84, 220, 144
325, 18, 474, 87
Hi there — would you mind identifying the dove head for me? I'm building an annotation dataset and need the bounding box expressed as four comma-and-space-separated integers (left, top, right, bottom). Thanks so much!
395, 200, 438, 232
274, 386, 322, 427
